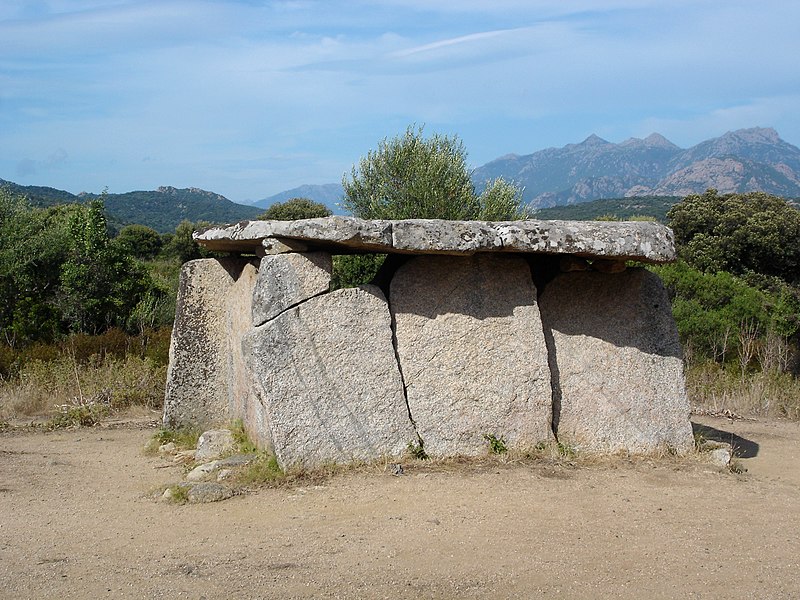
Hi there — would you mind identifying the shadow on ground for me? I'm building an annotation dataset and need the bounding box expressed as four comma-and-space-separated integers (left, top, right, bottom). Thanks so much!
691, 421, 760, 458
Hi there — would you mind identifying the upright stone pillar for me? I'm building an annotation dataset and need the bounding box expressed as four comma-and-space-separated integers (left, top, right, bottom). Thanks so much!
244, 285, 416, 468
163, 257, 260, 433
390, 254, 553, 457
539, 268, 693, 453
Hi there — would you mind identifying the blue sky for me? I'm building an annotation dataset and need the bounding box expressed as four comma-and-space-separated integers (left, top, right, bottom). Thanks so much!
2, 1, 799, 203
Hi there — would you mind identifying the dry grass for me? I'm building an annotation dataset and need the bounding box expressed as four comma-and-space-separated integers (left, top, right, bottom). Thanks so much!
686, 361, 800, 420
0, 354, 166, 422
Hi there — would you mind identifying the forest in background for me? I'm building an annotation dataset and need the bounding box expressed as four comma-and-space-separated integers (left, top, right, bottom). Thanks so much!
1, 129, 799, 427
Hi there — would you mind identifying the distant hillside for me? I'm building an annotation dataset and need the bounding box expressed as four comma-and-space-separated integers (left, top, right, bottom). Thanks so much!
90, 186, 261, 232
0, 180, 261, 233
0, 178, 77, 206
533, 196, 681, 223
253, 183, 346, 214
472, 127, 800, 208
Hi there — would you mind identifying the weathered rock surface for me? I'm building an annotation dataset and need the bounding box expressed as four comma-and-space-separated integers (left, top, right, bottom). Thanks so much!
539, 268, 693, 453
186, 454, 258, 481
197, 216, 393, 254
195, 217, 676, 263
391, 255, 553, 457
224, 261, 272, 450
244, 285, 416, 468
162, 257, 259, 430
251, 252, 332, 326
195, 429, 236, 462
184, 482, 234, 504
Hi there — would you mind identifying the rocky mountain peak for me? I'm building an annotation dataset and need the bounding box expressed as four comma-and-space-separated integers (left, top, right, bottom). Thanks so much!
580, 134, 611, 146
620, 133, 678, 149
471, 127, 800, 208
723, 127, 780, 144
643, 133, 678, 148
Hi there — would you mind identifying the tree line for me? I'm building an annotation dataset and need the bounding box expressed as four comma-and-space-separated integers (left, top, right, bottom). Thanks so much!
3, 126, 799, 388
0, 189, 213, 352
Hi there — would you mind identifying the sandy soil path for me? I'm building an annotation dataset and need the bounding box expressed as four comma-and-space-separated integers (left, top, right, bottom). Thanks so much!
1, 415, 799, 599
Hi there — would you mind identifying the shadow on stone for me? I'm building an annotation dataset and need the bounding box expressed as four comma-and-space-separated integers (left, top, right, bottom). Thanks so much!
539, 269, 682, 358
390, 254, 534, 320
691, 422, 760, 458
541, 319, 562, 438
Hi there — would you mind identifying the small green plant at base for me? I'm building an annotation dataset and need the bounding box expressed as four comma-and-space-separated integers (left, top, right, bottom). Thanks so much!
234, 453, 284, 486
484, 433, 508, 455
407, 439, 429, 460
229, 419, 259, 454
145, 426, 202, 455
524, 440, 578, 461
165, 484, 189, 504
556, 441, 577, 459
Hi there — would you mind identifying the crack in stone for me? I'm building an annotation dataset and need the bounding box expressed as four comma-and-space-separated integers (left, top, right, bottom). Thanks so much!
251, 286, 332, 328
388, 291, 425, 450
541, 316, 562, 442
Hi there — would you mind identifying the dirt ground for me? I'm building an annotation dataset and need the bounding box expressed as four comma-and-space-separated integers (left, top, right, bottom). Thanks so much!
1, 415, 799, 600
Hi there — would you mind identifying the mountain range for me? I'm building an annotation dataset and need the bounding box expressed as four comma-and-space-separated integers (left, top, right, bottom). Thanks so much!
472, 127, 800, 207
249, 127, 800, 210
3, 127, 799, 231
251, 183, 346, 212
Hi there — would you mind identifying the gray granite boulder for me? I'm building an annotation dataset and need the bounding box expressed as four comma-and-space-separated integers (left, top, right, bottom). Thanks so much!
244, 285, 416, 468
391, 254, 553, 457
195, 429, 236, 462
539, 268, 693, 453
163, 257, 259, 430
251, 251, 332, 326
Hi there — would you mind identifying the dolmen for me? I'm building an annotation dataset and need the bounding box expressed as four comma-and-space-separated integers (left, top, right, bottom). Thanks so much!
163, 216, 693, 468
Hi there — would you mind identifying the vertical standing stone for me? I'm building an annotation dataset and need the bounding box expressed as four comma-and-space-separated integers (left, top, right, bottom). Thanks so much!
251, 251, 332, 326
244, 285, 416, 468
163, 257, 262, 437
538, 268, 693, 453
390, 255, 553, 457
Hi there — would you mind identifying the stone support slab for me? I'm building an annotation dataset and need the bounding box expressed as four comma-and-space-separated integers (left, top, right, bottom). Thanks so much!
391, 254, 553, 457
539, 268, 693, 453
244, 285, 416, 468
163, 257, 263, 441
251, 251, 332, 326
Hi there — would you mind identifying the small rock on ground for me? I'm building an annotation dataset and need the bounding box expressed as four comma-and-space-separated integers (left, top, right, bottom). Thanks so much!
195, 429, 236, 461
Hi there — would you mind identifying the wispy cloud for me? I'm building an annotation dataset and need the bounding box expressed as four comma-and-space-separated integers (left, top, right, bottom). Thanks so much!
1, 0, 799, 200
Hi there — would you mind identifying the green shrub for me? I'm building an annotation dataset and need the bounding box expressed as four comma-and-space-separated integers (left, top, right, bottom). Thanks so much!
331, 254, 386, 289
258, 198, 331, 221
343, 124, 527, 221
650, 261, 799, 367
484, 433, 508, 455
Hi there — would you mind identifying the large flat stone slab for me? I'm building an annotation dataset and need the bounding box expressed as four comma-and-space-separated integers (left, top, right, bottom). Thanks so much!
539, 268, 693, 453
195, 217, 676, 263
196, 216, 393, 254
244, 285, 416, 468
391, 255, 553, 457
163, 257, 262, 434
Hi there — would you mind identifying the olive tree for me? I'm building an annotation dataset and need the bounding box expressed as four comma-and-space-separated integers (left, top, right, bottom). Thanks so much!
342, 125, 527, 221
